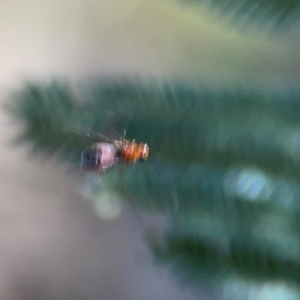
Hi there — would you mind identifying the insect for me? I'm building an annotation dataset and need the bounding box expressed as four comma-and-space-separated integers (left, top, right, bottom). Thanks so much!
68, 98, 195, 174
81, 137, 149, 173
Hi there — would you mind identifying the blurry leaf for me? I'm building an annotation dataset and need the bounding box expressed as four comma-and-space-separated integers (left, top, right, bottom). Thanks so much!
176, 0, 300, 31
6, 77, 300, 299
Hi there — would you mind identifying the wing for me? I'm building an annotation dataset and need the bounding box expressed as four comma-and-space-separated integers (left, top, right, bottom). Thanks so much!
81, 142, 119, 173
100, 111, 132, 142
65, 126, 113, 143
65, 111, 132, 143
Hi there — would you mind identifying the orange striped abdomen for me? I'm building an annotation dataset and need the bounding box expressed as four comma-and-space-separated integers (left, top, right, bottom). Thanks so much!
121, 141, 149, 164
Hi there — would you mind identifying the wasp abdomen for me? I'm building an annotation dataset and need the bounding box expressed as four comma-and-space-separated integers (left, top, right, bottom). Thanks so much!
81, 142, 116, 172
121, 141, 149, 164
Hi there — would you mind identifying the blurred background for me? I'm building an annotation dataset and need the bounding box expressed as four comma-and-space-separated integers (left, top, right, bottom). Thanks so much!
1, 0, 300, 299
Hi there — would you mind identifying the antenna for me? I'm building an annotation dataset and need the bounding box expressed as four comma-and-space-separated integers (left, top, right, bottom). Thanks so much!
150, 98, 196, 150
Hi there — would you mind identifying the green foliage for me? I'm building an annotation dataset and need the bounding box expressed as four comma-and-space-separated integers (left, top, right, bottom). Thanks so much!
5, 1, 300, 298
177, 0, 300, 31
7, 79, 300, 298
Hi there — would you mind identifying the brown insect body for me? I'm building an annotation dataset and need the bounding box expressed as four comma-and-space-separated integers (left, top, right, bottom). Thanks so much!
78, 99, 194, 174
81, 139, 149, 173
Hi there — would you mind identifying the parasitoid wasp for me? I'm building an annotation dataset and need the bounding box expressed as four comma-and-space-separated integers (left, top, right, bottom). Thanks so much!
67, 98, 195, 175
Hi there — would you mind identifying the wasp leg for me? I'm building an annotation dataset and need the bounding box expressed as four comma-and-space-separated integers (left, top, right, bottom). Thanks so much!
170, 186, 179, 214
123, 114, 132, 139
117, 166, 144, 227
